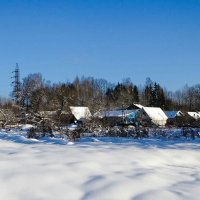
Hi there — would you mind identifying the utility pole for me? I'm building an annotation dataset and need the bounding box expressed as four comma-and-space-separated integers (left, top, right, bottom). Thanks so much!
12, 63, 25, 124
12, 63, 21, 105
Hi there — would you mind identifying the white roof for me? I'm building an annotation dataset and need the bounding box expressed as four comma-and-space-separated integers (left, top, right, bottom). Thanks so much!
177, 111, 184, 116
187, 112, 200, 120
133, 104, 144, 109
142, 107, 168, 126
95, 110, 136, 118
70, 106, 91, 121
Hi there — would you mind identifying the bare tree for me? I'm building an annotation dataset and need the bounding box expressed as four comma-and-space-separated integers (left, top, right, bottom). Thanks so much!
0, 109, 17, 128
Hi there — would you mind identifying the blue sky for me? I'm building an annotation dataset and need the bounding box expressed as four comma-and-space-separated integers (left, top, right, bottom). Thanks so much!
0, 0, 200, 97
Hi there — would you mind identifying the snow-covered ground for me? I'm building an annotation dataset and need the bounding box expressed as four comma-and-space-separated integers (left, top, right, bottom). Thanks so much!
0, 131, 200, 200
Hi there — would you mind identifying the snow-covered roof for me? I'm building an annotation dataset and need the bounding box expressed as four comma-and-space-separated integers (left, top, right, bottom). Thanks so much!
187, 112, 200, 120
94, 110, 138, 118
133, 104, 144, 109
177, 111, 184, 117
70, 106, 91, 121
142, 107, 168, 126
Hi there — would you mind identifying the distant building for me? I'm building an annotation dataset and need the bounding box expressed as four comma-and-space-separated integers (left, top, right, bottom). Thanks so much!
187, 112, 200, 120
137, 107, 168, 127
127, 103, 144, 110
164, 111, 184, 126
69, 106, 92, 122
94, 109, 139, 125
165, 111, 184, 119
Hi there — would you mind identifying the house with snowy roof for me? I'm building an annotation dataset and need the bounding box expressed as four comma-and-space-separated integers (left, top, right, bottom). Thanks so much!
165, 111, 184, 119
164, 111, 184, 126
127, 103, 144, 110
187, 112, 200, 120
94, 109, 139, 125
137, 107, 168, 127
69, 106, 92, 122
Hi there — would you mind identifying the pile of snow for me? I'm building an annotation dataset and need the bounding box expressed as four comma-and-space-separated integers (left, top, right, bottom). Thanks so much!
67, 123, 78, 130
19, 124, 35, 131
0, 131, 200, 200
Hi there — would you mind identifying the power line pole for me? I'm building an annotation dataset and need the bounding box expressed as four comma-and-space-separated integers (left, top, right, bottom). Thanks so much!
12, 63, 21, 105
12, 63, 26, 124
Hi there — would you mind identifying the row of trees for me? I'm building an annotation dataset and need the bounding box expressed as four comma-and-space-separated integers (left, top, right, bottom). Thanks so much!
0, 72, 199, 126
8, 73, 199, 113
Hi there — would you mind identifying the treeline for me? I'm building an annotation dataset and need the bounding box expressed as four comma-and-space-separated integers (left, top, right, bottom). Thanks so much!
2, 73, 198, 113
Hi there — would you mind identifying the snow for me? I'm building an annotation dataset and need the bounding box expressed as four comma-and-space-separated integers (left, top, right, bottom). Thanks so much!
70, 106, 92, 121
133, 103, 144, 109
1, 131, 200, 200
19, 124, 35, 131
142, 107, 168, 126
94, 109, 137, 118
188, 112, 200, 120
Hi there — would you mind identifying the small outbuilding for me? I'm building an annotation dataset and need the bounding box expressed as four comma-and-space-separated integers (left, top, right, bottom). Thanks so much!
69, 106, 92, 122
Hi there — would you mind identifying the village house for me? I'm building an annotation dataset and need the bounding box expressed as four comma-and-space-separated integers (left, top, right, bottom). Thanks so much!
164, 111, 184, 126
137, 107, 168, 127
69, 106, 92, 122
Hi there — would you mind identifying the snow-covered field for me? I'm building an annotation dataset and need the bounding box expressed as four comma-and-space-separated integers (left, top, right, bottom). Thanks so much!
1, 131, 200, 200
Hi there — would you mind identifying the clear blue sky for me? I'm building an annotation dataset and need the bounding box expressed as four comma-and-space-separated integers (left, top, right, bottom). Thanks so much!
0, 0, 200, 97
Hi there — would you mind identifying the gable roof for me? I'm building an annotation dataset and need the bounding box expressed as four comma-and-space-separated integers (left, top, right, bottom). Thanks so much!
133, 104, 144, 109
126, 104, 144, 110
94, 109, 138, 118
69, 106, 91, 121
95, 110, 135, 118
165, 111, 177, 119
164, 111, 184, 119
187, 112, 200, 120
142, 107, 168, 126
